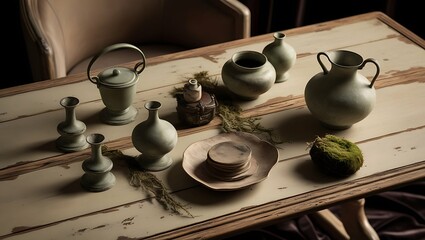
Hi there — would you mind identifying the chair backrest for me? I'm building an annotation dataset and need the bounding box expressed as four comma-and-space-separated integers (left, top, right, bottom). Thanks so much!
20, 0, 250, 81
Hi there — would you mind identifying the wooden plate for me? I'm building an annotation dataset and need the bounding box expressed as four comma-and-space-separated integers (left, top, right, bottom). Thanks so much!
182, 132, 279, 191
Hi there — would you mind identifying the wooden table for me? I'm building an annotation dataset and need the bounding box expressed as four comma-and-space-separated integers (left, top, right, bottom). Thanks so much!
1, 11, 424, 240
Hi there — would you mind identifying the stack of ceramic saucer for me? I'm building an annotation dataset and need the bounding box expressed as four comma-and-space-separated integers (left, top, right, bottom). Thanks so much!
205, 141, 258, 181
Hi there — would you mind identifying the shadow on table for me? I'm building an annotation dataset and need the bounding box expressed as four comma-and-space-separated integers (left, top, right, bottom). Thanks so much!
273, 109, 341, 144
56, 178, 86, 195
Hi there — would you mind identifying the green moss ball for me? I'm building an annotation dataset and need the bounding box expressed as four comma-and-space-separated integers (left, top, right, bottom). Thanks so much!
309, 134, 363, 177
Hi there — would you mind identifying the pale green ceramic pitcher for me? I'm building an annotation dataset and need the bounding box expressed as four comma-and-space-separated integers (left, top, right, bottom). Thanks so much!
304, 50, 380, 129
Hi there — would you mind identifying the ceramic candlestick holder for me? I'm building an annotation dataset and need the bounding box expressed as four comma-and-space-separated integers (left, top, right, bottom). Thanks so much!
56, 96, 88, 152
81, 133, 116, 192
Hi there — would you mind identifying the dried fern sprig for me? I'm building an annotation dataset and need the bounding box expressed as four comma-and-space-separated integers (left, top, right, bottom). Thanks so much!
172, 71, 283, 144
217, 104, 283, 144
129, 169, 194, 218
102, 146, 193, 218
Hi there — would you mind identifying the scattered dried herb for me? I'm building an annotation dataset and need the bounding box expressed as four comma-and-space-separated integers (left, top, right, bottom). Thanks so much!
217, 104, 282, 144
173, 71, 282, 144
102, 146, 193, 218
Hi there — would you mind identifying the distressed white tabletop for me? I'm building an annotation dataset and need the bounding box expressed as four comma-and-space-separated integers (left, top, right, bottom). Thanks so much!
0, 12, 424, 240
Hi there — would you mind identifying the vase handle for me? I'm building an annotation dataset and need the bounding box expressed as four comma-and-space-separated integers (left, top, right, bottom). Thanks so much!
359, 58, 380, 88
317, 52, 330, 74
87, 43, 147, 84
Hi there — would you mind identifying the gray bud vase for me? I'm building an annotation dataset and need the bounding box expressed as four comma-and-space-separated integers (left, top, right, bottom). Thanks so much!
262, 32, 297, 83
131, 101, 178, 171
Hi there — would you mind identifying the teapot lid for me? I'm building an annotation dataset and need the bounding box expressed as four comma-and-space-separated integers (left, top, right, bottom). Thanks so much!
97, 67, 138, 88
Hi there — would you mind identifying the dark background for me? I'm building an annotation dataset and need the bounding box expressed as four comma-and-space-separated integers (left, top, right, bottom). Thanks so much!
240, 0, 424, 37
3, 0, 423, 89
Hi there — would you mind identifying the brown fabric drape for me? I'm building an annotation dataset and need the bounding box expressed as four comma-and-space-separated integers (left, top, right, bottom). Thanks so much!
227, 180, 425, 240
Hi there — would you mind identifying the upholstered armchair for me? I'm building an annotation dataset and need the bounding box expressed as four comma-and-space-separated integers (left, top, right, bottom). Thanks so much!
19, 0, 251, 82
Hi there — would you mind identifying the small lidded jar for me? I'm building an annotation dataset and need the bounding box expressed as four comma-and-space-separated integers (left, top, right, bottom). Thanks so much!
183, 79, 202, 103
176, 79, 217, 127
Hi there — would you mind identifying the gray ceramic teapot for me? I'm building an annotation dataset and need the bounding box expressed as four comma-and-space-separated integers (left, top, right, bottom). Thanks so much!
87, 43, 146, 125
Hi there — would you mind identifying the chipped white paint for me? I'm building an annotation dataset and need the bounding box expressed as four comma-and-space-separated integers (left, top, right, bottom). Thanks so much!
1, 12, 424, 240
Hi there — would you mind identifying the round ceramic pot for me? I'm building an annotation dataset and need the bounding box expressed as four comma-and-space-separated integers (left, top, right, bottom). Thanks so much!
221, 50, 276, 100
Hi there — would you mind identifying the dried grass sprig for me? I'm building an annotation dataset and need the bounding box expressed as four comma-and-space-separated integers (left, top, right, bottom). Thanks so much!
129, 169, 193, 217
174, 71, 282, 144
102, 146, 193, 218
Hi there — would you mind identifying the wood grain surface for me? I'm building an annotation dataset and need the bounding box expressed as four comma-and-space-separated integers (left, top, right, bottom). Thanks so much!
0, 12, 424, 240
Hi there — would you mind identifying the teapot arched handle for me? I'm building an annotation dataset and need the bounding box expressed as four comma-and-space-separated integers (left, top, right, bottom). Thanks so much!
359, 58, 380, 88
317, 52, 331, 74
87, 43, 147, 84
